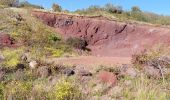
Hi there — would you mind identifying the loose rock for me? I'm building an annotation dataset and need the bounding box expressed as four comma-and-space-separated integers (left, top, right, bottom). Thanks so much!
29, 61, 38, 69
63, 68, 75, 76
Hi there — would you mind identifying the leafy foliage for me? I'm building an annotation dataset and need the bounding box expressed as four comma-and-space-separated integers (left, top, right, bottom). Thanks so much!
66, 37, 87, 50
1, 48, 23, 69
0, 0, 19, 7
53, 78, 82, 100
52, 3, 62, 12
74, 4, 170, 25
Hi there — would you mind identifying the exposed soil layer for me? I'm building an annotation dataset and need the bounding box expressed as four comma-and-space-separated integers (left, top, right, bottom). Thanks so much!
32, 11, 170, 57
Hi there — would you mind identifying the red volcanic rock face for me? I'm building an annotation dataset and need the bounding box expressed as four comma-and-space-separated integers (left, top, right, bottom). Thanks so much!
32, 11, 170, 57
0, 33, 15, 48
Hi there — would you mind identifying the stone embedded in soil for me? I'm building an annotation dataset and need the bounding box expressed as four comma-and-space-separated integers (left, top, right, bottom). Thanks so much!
63, 68, 75, 76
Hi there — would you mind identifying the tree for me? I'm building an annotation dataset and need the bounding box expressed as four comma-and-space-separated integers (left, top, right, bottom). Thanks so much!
52, 3, 62, 12
0, 0, 19, 7
105, 3, 123, 14
131, 6, 141, 12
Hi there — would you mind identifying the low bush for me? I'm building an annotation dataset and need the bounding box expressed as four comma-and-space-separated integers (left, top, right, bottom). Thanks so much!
66, 37, 87, 50
19, 1, 43, 9
0, 83, 4, 99
1, 48, 23, 69
52, 3, 62, 12
53, 78, 82, 100
132, 45, 170, 65
117, 75, 169, 100
4, 80, 32, 99
0, 0, 19, 7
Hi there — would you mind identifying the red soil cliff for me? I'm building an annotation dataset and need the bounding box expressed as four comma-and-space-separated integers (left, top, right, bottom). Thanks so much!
32, 11, 170, 57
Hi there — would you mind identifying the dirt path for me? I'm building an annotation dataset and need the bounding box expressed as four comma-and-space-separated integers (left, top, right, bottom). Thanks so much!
50, 56, 131, 66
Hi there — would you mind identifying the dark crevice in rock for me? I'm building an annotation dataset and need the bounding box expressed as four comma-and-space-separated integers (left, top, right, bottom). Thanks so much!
115, 24, 127, 35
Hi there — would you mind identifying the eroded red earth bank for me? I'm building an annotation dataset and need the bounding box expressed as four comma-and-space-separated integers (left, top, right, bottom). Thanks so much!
33, 11, 170, 57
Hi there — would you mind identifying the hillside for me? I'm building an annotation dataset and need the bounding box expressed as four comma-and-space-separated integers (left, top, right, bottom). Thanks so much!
0, 6, 170, 100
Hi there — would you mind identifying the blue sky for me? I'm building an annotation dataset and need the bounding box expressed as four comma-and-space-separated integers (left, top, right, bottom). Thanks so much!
27, 0, 170, 15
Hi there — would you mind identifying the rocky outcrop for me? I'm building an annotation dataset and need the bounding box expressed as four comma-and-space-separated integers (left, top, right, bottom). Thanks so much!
32, 11, 170, 57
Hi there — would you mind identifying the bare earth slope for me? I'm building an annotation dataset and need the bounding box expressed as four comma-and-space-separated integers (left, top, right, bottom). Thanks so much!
32, 11, 170, 58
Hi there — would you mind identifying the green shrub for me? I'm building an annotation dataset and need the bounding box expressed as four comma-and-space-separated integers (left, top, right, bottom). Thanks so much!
0, 83, 4, 99
4, 80, 32, 99
120, 75, 168, 100
105, 3, 123, 14
52, 3, 62, 12
45, 47, 64, 57
1, 48, 23, 69
53, 79, 82, 100
66, 37, 87, 50
132, 45, 170, 65
19, 1, 43, 9
48, 34, 61, 42
0, 0, 18, 7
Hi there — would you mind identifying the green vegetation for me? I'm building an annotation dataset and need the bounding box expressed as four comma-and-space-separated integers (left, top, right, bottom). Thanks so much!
1, 48, 23, 69
0, 2, 170, 100
53, 78, 82, 100
66, 37, 87, 50
118, 75, 170, 100
0, 7, 72, 60
0, 0, 19, 7
132, 45, 170, 65
75, 3, 170, 25
19, 1, 43, 9
52, 3, 62, 12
